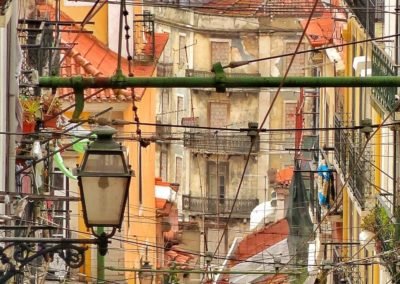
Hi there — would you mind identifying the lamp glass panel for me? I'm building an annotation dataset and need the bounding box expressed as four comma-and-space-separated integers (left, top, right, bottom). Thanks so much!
81, 176, 129, 226
139, 273, 153, 284
84, 153, 126, 173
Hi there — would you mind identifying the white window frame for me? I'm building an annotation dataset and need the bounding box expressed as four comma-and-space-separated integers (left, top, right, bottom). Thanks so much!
175, 155, 183, 185
176, 94, 184, 125
178, 33, 187, 67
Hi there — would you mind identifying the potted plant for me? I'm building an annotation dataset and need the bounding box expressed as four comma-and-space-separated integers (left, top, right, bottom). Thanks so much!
19, 96, 40, 133
42, 92, 63, 129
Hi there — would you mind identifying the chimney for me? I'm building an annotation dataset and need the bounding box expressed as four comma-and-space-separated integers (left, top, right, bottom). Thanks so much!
273, 184, 289, 220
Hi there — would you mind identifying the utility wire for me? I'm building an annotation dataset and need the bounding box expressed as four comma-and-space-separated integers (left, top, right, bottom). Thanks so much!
272, 105, 400, 280
211, 0, 321, 269
223, 33, 400, 69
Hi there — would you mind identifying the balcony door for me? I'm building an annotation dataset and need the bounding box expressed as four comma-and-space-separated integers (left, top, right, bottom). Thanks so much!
207, 161, 228, 213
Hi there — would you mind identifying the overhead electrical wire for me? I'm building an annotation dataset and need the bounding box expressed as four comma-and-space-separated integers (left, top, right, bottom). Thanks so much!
210, 0, 321, 272
22, 0, 400, 280
270, 105, 400, 281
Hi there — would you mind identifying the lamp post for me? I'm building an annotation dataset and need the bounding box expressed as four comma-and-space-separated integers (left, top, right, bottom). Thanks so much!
0, 122, 133, 282
75, 121, 133, 255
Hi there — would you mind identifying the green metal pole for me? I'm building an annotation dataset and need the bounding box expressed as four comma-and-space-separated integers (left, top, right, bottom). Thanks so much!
97, 227, 105, 284
39, 75, 400, 89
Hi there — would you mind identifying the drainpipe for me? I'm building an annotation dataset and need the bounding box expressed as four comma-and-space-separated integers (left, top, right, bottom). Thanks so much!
7, 0, 18, 218
394, 0, 400, 249
212, 237, 242, 283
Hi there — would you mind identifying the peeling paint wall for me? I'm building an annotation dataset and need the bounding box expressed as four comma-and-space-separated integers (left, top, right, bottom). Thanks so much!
151, 4, 312, 261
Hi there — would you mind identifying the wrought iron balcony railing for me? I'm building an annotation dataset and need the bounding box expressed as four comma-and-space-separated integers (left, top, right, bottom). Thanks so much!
157, 62, 173, 77
182, 195, 258, 216
334, 114, 372, 208
371, 44, 397, 112
334, 115, 347, 178
155, 120, 172, 139
183, 131, 259, 154
343, 0, 377, 37
133, 12, 155, 63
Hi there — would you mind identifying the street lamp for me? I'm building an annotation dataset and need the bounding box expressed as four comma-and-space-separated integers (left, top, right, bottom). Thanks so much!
139, 260, 154, 284
75, 123, 133, 254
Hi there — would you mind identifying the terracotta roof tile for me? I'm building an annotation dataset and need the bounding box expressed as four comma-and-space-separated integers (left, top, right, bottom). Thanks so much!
156, 198, 167, 210
38, 4, 168, 102
300, 12, 334, 47
233, 219, 289, 263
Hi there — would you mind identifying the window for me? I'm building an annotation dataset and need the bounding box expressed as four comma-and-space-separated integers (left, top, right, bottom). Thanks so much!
179, 35, 186, 66
207, 161, 228, 199
177, 96, 184, 124
175, 156, 182, 185
211, 41, 230, 66
160, 151, 168, 181
283, 43, 306, 76
50, 169, 69, 238
159, 89, 169, 123
208, 102, 229, 128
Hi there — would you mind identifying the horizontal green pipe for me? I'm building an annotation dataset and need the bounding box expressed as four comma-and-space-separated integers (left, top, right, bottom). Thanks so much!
39, 75, 400, 89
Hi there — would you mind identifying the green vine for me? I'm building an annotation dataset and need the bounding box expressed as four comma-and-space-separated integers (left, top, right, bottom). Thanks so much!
361, 206, 395, 251
361, 205, 399, 281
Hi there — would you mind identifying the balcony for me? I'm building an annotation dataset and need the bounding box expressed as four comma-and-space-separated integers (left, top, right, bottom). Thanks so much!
334, 115, 372, 209
182, 195, 258, 216
343, 0, 377, 37
183, 131, 259, 154
334, 115, 348, 178
371, 44, 397, 112
155, 119, 172, 140
157, 62, 173, 77
133, 12, 155, 63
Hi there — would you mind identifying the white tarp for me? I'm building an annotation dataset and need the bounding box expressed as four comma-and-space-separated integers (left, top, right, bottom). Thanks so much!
229, 238, 290, 284
325, 47, 345, 72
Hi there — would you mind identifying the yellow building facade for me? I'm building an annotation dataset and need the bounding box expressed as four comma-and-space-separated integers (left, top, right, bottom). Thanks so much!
54, 1, 164, 283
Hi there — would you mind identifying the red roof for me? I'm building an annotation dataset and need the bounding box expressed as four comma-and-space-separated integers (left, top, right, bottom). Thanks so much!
195, 0, 325, 17
154, 178, 196, 269
38, 4, 168, 102
232, 219, 289, 263
300, 13, 334, 47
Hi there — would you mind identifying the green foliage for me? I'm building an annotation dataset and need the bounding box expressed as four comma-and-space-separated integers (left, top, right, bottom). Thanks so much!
20, 96, 41, 122
361, 206, 395, 251
375, 206, 395, 251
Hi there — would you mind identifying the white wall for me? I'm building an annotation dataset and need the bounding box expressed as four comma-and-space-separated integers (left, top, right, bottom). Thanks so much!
107, 2, 133, 58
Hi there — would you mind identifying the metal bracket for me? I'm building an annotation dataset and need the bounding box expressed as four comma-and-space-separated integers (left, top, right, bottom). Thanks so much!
0, 241, 90, 282
71, 76, 84, 122
211, 62, 226, 93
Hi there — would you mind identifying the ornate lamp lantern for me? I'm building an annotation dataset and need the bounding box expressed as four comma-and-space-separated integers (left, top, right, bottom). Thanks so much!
75, 124, 133, 254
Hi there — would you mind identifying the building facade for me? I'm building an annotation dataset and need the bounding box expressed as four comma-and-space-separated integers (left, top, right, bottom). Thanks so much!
149, 0, 321, 267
